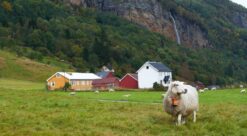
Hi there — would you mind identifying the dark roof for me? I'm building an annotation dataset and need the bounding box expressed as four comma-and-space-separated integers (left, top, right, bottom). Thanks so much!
148, 62, 172, 72
92, 77, 119, 85
96, 71, 111, 78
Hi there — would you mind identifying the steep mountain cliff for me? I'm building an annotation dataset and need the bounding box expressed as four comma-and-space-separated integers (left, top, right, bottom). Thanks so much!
67, 0, 247, 49
68, 0, 210, 48
232, 11, 247, 28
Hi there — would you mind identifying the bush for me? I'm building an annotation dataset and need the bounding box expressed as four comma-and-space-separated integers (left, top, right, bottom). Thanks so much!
63, 82, 71, 91
27, 52, 43, 61
153, 82, 165, 91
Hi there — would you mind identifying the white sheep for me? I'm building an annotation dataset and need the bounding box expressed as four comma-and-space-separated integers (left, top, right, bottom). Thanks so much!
240, 89, 246, 93
70, 92, 76, 95
204, 88, 209, 91
199, 89, 205, 93
123, 94, 131, 97
163, 81, 199, 125
211, 87, 216, 91
240, 85, 244, 88
95, 90, 99, 93
109, 88, 115, 92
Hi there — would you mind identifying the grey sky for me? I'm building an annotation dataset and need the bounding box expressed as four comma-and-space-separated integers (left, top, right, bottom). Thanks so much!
231, 0, 247, 8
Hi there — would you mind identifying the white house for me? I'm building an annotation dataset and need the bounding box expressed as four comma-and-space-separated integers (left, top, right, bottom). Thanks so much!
137, 61, 172, 89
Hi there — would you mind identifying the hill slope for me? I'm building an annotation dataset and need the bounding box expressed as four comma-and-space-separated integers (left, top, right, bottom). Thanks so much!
0, 0, 246, 85
0, 50, 72, 82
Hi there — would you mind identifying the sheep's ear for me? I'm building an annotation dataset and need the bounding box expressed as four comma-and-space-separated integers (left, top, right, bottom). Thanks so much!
183, 89, 188, 94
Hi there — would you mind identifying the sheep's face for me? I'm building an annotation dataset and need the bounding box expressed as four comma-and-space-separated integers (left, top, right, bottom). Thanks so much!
171, 83, 187, 96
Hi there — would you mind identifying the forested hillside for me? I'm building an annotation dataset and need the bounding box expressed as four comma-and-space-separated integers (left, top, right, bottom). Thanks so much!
0, 0, 246, 85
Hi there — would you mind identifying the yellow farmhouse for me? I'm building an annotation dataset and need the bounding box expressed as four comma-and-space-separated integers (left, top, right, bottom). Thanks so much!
46, 72, 101, 91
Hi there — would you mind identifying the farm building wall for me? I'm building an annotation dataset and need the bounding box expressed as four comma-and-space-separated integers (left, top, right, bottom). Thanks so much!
70, 80, 93, 91
47, 75, 69, 90
106, 72, 114, 78
93, 78, 119, 90
120, 75, 138, 89
138, 63, 159, 89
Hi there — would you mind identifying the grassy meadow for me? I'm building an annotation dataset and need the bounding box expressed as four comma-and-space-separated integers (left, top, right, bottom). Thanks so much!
0, 50, 72, 82
0, 79, 45, 90
0, 79, 246, 136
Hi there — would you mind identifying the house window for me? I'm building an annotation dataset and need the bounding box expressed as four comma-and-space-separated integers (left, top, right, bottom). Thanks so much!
71, 81, 75, 86
51, 82, 55, 87
163, 76, 170, 84
146, 66, 149, 69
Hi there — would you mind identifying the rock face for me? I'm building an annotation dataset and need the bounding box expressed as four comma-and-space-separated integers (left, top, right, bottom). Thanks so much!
68, 0, 210, 48
231, 11, 247, 29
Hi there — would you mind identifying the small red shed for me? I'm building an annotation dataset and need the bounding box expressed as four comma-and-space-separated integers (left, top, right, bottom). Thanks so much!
120, 73, 138, 89
92, 77, 119, 90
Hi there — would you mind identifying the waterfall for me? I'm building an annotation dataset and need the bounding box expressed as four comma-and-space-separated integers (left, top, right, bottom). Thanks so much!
169, 12, 181, 45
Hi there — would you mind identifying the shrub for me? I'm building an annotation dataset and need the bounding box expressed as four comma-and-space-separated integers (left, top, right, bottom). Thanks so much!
63, 82, 71, 91
153, 82, 165, 91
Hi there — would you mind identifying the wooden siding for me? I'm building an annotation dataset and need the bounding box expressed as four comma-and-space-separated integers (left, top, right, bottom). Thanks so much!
47, 74, 94, 91
47, 75, 69, 90
70, 80, 93, 91
120, 75, 138, 89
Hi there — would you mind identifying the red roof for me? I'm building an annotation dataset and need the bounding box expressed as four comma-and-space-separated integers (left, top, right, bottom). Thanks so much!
92, 77, 119, 85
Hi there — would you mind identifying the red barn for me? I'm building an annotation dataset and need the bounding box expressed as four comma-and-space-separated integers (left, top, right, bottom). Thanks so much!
194, 81, 205, 90
120, 73, 138, 89
92, 77, 119, 90
95, 71, 114, 79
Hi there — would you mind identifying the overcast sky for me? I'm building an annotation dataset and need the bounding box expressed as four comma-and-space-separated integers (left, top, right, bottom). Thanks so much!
231, 0, 247, 8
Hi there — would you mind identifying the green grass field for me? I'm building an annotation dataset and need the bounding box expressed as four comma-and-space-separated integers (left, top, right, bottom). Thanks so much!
0, 79, 246, 136
0, 79, 45, 90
